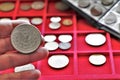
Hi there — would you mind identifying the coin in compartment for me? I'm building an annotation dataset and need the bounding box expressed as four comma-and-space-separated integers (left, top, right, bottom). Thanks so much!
50, 17, 61, 23
58, 35, 72, 43
90, 4, 103, 16
20, 3, 31, 11
31, 1, 44, 10
101, 0, 114, 6
31, 17, 43, 25
116, 3, 120, 14
48, 55, 69, 69
62, 19, 73, 26
59, 42, 71, 50
78, 0, 90, 8
85, 33, 106, 46
44, 42, 59, 51
104, 12, 117, 25
55, 1, 70, 11
89, 54, 106, 66
11, 24, 42, 54
44, 35, 57, 42
14, 63, 35, 72
0, 2, 15, 12
49, 22, 61, 30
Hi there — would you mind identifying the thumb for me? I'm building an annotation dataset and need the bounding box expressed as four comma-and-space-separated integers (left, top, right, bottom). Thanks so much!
0, 69, 40, 80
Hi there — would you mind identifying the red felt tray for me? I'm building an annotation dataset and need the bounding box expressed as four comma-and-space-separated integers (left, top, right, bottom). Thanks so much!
1, 0, 120, 80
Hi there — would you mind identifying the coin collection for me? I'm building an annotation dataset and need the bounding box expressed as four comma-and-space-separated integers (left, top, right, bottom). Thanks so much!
49, 16, 73, 30
44, 34, 72, 51
63, 0, 120, 39
1, 0, 120, 80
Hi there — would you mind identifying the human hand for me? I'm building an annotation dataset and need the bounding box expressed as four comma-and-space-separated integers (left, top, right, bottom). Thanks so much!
0, 20, 49, 80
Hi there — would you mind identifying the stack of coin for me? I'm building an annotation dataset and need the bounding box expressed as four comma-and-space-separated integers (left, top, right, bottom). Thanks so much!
49, 17, 61, 30
58, 34, 72, 50
0, 2, 15, 12
44, 34, 58, 51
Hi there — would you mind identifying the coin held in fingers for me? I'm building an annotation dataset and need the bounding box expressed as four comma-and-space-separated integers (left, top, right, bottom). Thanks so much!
11, 24, 42, 54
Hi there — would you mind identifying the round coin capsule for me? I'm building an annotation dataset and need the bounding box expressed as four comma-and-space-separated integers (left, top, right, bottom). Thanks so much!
44, 42, 59, 51
49, 22, 61, 30
31, 1, 44, 10
78, 0, 90, 8
0, 2, 15, 12
101, 0, 113, 6
58, 35, 72, 43
11, 24, 42, 54
85, 33, 106, 46
50, 17, 61, 23
31, 17, 43, 25
55, 1, 69, 11
90, 4, 103, 16
44, 35, 57, 42
89, 54, 106, 66
104, 12, 117, 25
59, 42, 71, 50
14, 64, 35, 72
48, 55, 69, 69
20, 3, 31, 11
62, 19, 73, 26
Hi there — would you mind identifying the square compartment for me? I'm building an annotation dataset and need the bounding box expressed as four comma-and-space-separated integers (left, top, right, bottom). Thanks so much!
78, 52, 112, 74
113, 53, 120, 74
77, 33, 109, 52
38, 53, 74, 75
44, 16, 74, 33
43, 33, 74, 53
17, 0, 45, 16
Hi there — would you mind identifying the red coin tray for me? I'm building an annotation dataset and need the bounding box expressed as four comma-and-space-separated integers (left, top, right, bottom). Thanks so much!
1, 0, 120, 80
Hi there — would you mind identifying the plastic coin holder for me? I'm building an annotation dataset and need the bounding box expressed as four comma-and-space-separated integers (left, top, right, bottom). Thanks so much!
63, 0, 120, 39
1, 0, 120, 80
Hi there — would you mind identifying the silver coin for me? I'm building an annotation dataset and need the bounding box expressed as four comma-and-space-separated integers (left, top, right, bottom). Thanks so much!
89, 54, 106, 66
11, 24, 42, 54
101, 0, 114, 6
0, 18, 11, 22
50, 17, 61, 23
31, 17, 43, 25
14, 63, 35, 72
49, 22, 61, 30
17, 17, 30, 23
85, 33, 106, 46
104, 12, 117, 25
48, 55, 69, 69
44, 42, 58, 51
78, 0, 90, 8
44, 35, 56, 42
58, 35, 72, 43
59, 42, 71, 50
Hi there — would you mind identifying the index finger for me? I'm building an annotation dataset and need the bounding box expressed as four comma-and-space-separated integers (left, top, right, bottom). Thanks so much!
0, 20, 30, 38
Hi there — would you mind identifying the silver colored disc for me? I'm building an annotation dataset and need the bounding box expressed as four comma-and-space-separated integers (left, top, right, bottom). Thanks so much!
59, 42, 71, 50
101, 0, 114, 6
58, 35, 72, 43
31, 17, 43, 25
14, 63, 35, 72
11, 24, 42, 54
44, 35, 56, 42
89, 54, 106, 66
0, 18, 11, 22
31, 1, 44, 10
85, 33, 106, 46
49, 22, 61, 30
48, 55, 69, 69
50, 17, 61, 23
44, 42, 58, 51
78, 0, 90, 8
104, 12, 117, 25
